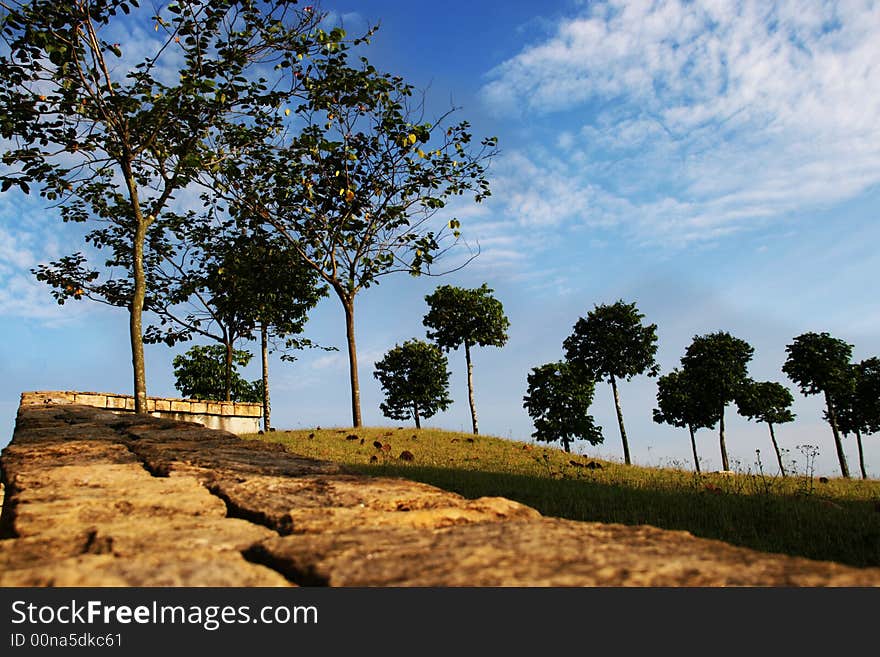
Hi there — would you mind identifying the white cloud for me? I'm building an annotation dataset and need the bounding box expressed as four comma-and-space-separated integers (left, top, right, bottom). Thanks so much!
482, 0, 880, 245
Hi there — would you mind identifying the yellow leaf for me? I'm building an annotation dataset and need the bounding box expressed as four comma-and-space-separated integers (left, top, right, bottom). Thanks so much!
154, 23, 159, 31
284, 108, 291, 116
417, 149, 426, 159
407, 133, 417, 145
345, 189, 355, 202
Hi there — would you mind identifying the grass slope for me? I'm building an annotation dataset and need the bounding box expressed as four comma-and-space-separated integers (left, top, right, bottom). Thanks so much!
244, 426, 880, 568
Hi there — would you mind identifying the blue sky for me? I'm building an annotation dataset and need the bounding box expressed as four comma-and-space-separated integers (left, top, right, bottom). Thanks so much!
2, 0, 879, 478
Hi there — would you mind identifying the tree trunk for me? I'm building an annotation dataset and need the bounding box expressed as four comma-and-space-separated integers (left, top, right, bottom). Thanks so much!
224, 340, 233, 402
121, 161, 148, 414
688, 424, 700, 474
413, 402, 421, 429
856, 429, 867, 480
465, 342, 479, 435
341, 296, 362, 427
610, 375, 630, 465
261, 322, 271, 432
562, 437, 571, 453
768, 422, 786, 477
719, 406, 730, 471
824, 390, 850, 478
130, 216, 148, 414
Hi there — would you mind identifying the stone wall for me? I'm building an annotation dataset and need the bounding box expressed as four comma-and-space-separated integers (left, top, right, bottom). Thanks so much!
21, 390, 261, 434
2, 401, 879, 586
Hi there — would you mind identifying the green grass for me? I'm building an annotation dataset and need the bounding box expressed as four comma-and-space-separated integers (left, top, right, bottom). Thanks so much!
243, 426, 880, 568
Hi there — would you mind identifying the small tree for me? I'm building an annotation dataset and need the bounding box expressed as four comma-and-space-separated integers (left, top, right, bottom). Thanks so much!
225, 46, 497, 427
782, 332, 853, 478
523, 361, 602, 453
735, 380, 796, 477
834, 358, 880, 480
173, 345, 261, 403
562, 300, 658, 465
652, 368, 715, 473
423, 283, 509, 435
680, 331, 754, 471
373, 339, 452, 429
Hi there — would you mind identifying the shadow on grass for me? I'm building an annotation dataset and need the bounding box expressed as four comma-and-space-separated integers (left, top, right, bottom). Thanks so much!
349, 463, 880, 569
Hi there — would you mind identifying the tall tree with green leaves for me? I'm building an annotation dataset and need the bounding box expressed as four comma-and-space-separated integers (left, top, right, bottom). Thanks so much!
172, 344, 261, 403
652, 368, 715, 473
834, 358, 880, 480
523, 361, 602, 453
680, 331, 754, 472
2, 0, 326, 413
562, 300, 658, 465
222, 45, 497, 427
735, 380, 796, 477
147, 220, 327, 426
373, 339, 452, 429
783, 332, 853, 478
422, 283, 509, 435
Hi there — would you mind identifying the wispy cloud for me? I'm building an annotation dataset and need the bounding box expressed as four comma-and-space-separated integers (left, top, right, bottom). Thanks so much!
481, 0, 880, 246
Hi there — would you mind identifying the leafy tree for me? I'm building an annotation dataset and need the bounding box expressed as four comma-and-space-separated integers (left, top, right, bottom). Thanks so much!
652, 368, 715, 473
222, 45, 497, 426
735, 380, 796, 477
422, 283, 509, 435
172, 344, 261, 403
562, 300, 659, 465
680, 331, 754, 471
782, 332, 853, 478
522, 361, 602, 453
373, 339, 452, 429
834, 358, 880, 480
2, 0, 326, 412
148, 220, 326, 425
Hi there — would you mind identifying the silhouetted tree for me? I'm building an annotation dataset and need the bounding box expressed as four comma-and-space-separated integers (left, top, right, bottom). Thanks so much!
523, 361, 602, 453
423, 283, 509, 434
681, 331, 754, 471
834, 358, 880, 479
735, 380, 796, 476
373, 340, 452, 429
783, 332, 853, 478
563, 300, 658, 464
653, 368, 715, 473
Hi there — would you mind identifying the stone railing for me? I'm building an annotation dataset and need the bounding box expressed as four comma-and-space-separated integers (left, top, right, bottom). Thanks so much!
20, 390, 262, 434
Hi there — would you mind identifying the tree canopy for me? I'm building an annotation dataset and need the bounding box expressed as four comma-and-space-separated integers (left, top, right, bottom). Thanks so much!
373, 339, 452, 429
522, 361, 602, 453
833, 358, 880, 479
423, 283, 509, 434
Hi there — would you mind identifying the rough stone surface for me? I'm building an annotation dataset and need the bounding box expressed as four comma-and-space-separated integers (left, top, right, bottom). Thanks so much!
2, 401, 880, 587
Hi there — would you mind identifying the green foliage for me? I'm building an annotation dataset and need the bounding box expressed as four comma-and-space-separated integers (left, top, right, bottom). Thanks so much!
423, 283, 509, 351
172, 345, 261, 402
523, 361, 602, 450
783, 332, 854, 398
680, 331, 754, 417
562, 300, 659, 383
653, 368, 716, 430
373, 340, 452, 426
835, 358, 880, 436
735, 380, 796, 426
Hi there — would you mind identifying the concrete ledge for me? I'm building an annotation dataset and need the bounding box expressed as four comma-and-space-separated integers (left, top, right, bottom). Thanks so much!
20, 391, 261, 434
